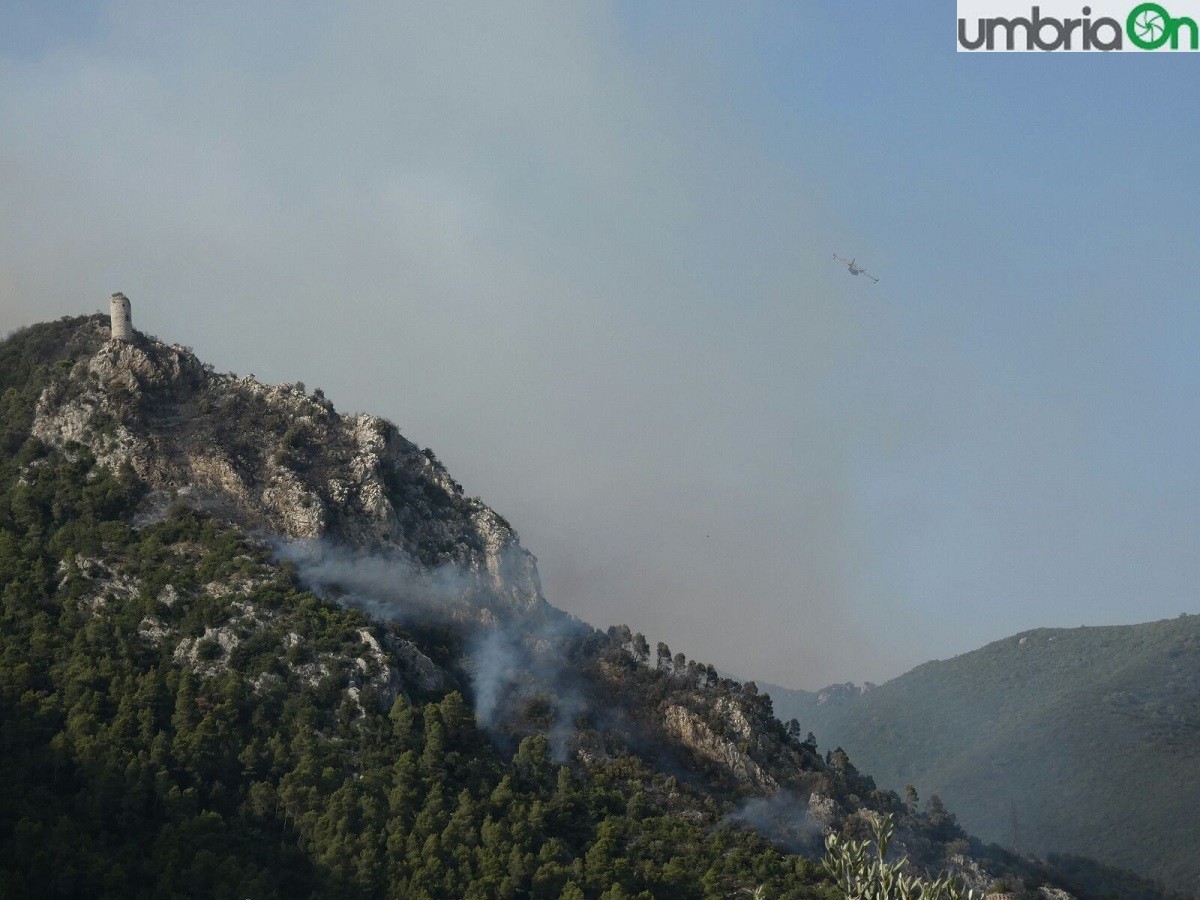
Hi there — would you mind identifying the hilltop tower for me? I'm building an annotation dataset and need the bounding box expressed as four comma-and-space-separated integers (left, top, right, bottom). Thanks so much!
109, 292, 133, 342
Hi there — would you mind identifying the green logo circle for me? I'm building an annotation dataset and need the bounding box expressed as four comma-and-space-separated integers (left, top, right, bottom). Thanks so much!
1128, 2, 1172, 48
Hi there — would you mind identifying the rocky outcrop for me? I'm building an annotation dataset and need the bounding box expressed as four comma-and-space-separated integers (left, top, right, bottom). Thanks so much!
58, 530, 445, 711
807, 791, 838, 827
815, 681, 875, 705
31, 318, 547, 622
662, 701, 779, 792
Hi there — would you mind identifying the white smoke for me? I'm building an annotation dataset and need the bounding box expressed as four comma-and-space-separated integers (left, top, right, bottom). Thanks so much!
272, 536, 592, 761
726, 791, 827, 855
271, 537, 486, 622
464, 611, 593, 762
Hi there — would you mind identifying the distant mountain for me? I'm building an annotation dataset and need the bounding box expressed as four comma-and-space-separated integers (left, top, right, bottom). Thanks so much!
767, 618, 1200, 895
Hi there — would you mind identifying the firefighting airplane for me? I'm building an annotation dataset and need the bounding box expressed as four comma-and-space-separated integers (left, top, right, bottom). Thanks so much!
833, 253, 879, 284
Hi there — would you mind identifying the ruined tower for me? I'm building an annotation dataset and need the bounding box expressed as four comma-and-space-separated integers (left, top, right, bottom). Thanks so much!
109, 292, 133, 342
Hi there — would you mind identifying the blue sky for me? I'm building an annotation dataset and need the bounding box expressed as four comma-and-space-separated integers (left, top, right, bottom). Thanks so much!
1, 2, 1197, 687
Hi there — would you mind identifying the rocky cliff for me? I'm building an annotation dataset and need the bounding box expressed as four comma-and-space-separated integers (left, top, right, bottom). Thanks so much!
30, 315, 546, 622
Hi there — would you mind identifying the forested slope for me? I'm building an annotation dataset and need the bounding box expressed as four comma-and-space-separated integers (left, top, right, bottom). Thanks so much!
770, 621, 1200, 895
0, 315, 1178, 899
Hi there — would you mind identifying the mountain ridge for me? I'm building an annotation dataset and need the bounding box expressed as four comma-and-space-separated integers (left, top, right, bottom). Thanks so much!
765, 617, 1200, 895
27, 314, 547, 623
0, 311, 1182, 899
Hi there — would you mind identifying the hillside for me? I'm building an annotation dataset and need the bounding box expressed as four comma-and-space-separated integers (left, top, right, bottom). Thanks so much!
0, 312, 1178, 899
767, 619, 1200, 896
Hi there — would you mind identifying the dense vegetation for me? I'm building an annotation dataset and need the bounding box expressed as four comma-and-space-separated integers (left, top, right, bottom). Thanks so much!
769, 619, 1200, 896
823, 814, 979, 900
0, 452, 836, 897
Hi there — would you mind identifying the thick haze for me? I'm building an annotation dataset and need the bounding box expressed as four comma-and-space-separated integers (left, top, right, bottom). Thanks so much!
2, 3, 1197, 688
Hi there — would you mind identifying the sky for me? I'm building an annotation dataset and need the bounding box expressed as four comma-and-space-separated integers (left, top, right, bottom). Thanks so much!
1, 2, 1197, 689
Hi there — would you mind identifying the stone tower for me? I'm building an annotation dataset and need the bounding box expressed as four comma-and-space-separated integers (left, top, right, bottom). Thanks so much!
109, 292, 133, 342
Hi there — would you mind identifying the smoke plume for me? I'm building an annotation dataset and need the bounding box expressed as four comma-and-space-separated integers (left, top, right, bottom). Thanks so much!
272, 538, 486, 622
726, 791, 828, 855
272, 537, 594, 761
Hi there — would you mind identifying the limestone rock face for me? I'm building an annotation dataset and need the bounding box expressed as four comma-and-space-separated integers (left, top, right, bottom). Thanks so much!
662, 701, 779, 792
32, 317, 547, 622
807, 791, 837, 826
